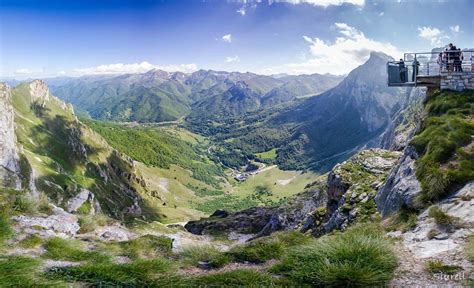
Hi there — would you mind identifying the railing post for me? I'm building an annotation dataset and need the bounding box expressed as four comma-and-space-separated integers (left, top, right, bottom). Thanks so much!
414, 54, 417, 86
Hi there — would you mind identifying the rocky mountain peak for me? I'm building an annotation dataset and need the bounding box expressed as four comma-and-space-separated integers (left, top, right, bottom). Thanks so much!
29, 79, 50, 103
143, 69, 170, 80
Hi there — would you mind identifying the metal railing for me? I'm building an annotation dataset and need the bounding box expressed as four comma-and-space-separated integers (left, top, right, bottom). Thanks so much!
387, 49, 474, 86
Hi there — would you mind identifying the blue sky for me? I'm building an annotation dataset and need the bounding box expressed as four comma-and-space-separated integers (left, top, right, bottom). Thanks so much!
1, 0, 473, 77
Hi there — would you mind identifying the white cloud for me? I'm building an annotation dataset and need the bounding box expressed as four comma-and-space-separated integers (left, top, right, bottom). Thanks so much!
72, 61, 198, 75
222, 34, 232, 43
450, 25, 460, 34
14, 68, 32, 75
274, 0, 364, 7
378, 11, 384, 16
261, 22, 401, 75
57, 70, 67, 75
225, 55, 240, 63
417, 26, 448, 46
236, 6, 246, 15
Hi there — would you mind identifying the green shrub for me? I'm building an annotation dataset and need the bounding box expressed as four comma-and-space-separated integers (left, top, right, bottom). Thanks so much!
271, 224, 397, 287
228, 237, 284, 263
44, 237, 109, 263
46, 258, 174, 286
425, 259, 462, 275
180, 245, 231, 268
19, 234, 43, 248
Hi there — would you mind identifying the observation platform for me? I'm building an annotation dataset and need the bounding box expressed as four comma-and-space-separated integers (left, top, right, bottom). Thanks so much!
387, 49, 474, 91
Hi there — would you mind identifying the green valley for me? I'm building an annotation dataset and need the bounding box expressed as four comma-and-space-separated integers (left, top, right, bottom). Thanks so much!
82, 118, 318, 222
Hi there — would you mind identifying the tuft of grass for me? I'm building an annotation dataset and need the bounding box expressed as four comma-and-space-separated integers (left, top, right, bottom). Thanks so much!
46, 258, 174, 286
383, 207, 418, 232
180, 245, 231, 269
95, 214, 112, 226
44, 237, 110, 263
425, 259, 462, 275
76, 201, 92, 215
99, 234, 174, 260
0, 210, 13, 245
426, 229, 439, 240
228, 237, 284, 263
19, 234, 43, 248
428, 206, 454, 226
193, 269, 274, 286
271, 230, 312, 247
37, 194, 53, 215
0, 256, 58, 286
270, 224, 397, 287
77, 215, 97, 233
465, 235, 474, 263
12, 195, 36, 214
120, 235, 173, 259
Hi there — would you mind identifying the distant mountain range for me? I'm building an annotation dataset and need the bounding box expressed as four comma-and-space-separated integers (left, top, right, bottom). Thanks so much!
44, 70, 343, 123
193, 52, 414, 172
5, 52, 416, 174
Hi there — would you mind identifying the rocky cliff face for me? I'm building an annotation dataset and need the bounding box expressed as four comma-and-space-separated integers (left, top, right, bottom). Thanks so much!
380, 87, 426, 151
304, 149, 402, 236
376, 146, 422, 217
5, 80, 155, 220
0, 83, 21, 189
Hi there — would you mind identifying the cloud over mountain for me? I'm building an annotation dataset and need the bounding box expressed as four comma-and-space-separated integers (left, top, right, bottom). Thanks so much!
261, 22, 401, 75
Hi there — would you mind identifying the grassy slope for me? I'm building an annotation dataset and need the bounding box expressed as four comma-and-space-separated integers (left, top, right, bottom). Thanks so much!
11, 83, 160, 219
1, 224, 396, 287
411, 90, 474, 204
82, 119, 224, 187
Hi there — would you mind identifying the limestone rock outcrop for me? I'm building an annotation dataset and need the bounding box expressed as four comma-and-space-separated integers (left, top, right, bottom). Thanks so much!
376, 146, 422, 217
66, 188, 102, 214
29, 79, 50, 106
0, 83, 21, 189
305, 149, 402, 236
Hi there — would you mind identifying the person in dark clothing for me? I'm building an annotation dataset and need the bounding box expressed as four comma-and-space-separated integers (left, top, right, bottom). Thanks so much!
412, 59, 420, 82
398, 59, 406, 83
448, 43, 457, 72
454, 48, 463, 72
